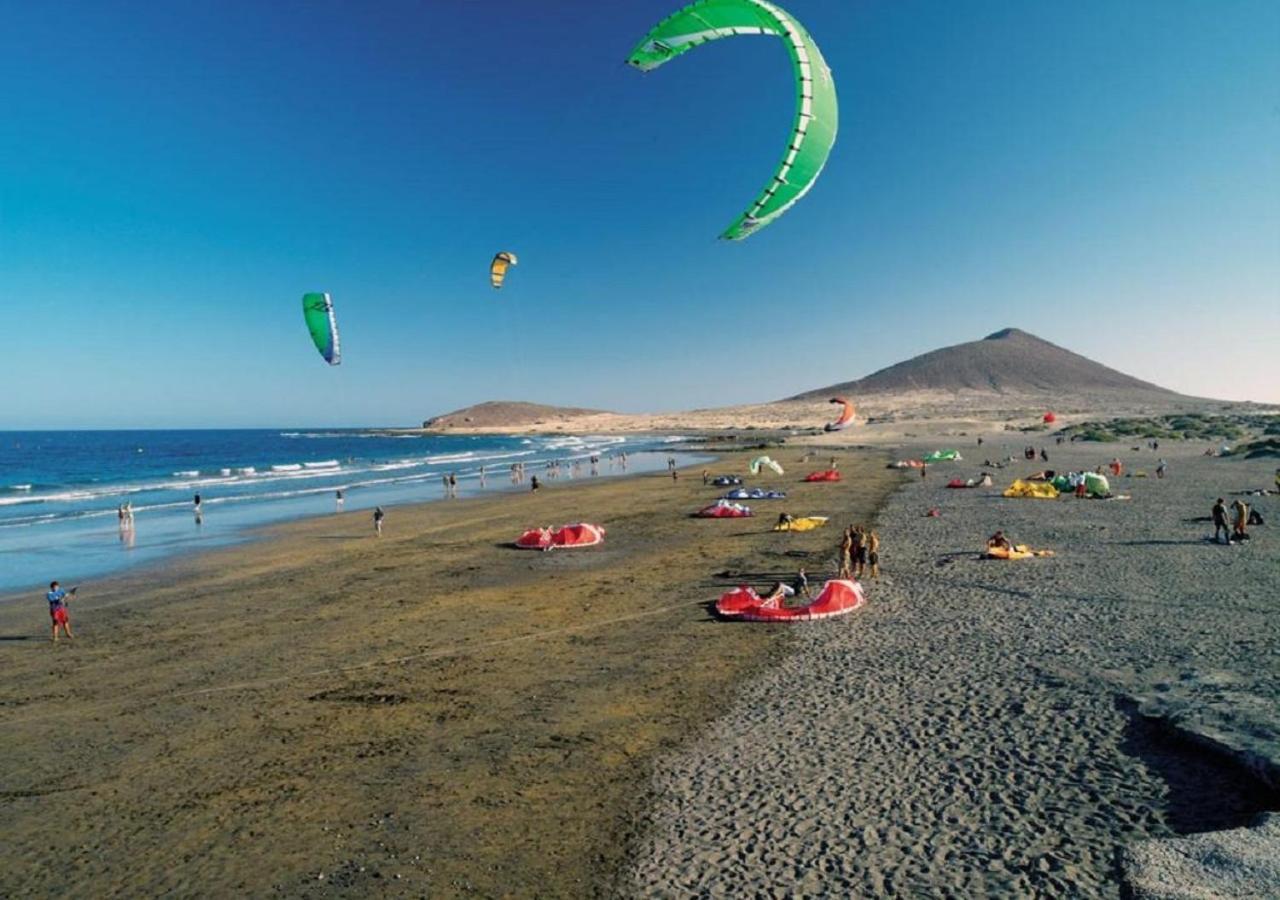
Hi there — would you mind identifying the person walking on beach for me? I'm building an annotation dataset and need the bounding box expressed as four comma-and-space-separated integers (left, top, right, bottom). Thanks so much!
867, 531, 882, 579
46, 581, 76, 642
373, 506, 385, 536
920, 463, 927, 480
1156, 459, 1167, 479
1211, 498, 1230, 543
839, 527, 854, 579
852, 526, 867, 580
449, 472, 458, 498
1231, 499, 1250, 542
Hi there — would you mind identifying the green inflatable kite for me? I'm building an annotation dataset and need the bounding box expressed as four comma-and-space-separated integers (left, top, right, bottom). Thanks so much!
627, 0, 839, 240
302, 292, 341, 365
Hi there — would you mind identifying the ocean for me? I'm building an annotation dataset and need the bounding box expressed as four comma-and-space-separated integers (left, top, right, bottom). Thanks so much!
0, 429, 694, 594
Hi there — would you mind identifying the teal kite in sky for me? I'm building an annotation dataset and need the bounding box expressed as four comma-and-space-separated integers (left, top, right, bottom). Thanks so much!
627, 0, 839, 240
302, 292, 341, 365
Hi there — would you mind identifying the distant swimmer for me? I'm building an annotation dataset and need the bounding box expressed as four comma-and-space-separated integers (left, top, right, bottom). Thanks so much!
373, 506, 385, 536
46, 580, 76, 643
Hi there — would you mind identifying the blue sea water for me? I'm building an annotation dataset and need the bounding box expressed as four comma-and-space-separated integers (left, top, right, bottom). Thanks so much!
0, 429, 693, 594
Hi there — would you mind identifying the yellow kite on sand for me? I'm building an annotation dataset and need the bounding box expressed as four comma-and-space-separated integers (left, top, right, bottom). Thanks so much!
1003, 480, 1059, 500
774, 516, 830, 532
984, 544, 1056, 560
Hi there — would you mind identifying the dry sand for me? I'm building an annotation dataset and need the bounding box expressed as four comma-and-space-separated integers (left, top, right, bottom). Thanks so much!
0, 449, 895, 897
626, 442, 1279, 897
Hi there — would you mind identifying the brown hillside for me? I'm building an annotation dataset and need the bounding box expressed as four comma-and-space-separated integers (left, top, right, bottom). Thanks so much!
422, 401, 606, 430
790, 328, 1185, 400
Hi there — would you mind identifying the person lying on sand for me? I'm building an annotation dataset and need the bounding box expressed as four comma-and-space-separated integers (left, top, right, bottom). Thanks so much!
986, 530, 1012, 552
765, 567, 812, 603
776, 512, 796, 529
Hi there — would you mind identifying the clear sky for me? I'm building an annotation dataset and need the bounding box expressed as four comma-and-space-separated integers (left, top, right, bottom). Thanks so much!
2, 0, 1277, 428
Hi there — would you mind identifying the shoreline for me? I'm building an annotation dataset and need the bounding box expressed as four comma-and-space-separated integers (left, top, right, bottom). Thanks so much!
0, 443, 705, 600
0, 443, 899, 896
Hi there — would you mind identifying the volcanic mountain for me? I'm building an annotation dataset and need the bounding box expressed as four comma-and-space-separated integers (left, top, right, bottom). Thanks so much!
789, 328, 1186, 402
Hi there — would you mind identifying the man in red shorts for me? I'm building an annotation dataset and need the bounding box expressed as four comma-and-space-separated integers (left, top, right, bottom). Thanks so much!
46, 580, 76, 642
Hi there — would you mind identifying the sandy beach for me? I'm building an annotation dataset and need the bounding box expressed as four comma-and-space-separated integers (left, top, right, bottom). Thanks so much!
0, 447, 895, 897
627, 441, 1279, 896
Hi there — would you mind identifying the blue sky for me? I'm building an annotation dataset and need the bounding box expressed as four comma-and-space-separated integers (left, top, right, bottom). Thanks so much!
1, 0, 1277, 428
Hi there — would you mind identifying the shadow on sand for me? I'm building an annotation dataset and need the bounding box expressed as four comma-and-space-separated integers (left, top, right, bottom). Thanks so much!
1117, 697, 1280, 835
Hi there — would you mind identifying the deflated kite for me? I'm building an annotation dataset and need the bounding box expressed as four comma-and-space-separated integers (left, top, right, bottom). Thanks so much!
490, 252, 518, 289
302, 292, 340, 365
824, 396, 855, 431
627, 0, 838, 240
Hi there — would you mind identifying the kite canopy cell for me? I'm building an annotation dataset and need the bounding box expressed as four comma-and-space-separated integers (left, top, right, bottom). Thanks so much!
302, 292, 340, 365
627, 0, 839, 240
490, 251, 518, 289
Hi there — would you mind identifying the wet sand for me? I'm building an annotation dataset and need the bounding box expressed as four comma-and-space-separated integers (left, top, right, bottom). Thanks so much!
0, 448, 895, 897
626, 443, 1280, 896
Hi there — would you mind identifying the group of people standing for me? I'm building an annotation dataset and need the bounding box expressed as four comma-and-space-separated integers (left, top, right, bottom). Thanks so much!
839, 524, 880, 580
1211, 497, 1258, 544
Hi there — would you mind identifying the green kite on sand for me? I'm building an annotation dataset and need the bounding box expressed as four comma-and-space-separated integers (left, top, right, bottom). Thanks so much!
627, 0, 839, 240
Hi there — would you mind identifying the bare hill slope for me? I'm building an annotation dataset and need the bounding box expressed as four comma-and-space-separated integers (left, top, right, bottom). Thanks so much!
791, 328, 1185, 401
422, 401, 606, 431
